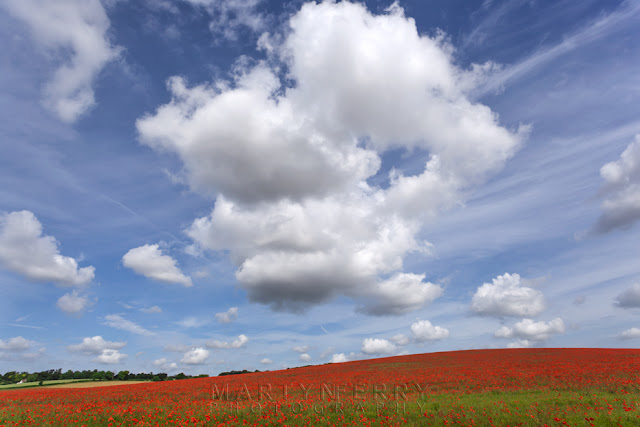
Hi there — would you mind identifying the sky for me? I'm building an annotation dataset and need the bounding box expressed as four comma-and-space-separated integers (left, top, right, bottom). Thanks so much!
0, 0, 639, 375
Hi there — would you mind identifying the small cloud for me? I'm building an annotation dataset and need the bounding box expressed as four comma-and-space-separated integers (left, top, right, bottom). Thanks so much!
153, 357, 178, 371
176, 316, 209, 329
95, 349, 127, 364
329, 353, 348, 363
215, 307, 238, 324
618, 327, 640, 340
122, 244, 192, 287
361, 338, 396, 355
292, 345, 308, 354
615, 284, 640, 308
357, 273, 443, 316
56, 290, 93, 315
411, 320, 449, 342
506, 339, 533, 349
390, 334, 410, 346
0, 211, 95, 286
205, 334, 248, 349
181, 347, 209, 365
591, 135, 640, 233
495, 318, 565, 343
260, 358, 273, 364
471, 273, 545, 317
299, 353, 312, 362
141, 305, 162, 314
0, 336, 34, 352
68, 336, 126, 355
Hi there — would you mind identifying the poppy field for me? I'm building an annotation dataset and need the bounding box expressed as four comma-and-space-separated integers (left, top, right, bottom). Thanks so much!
1, 348, 639, 426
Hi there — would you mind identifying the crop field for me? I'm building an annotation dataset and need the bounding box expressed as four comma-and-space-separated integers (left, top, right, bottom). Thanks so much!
42, 380, 149, 389
1, 348, 639, 426
0, 379, 94, 391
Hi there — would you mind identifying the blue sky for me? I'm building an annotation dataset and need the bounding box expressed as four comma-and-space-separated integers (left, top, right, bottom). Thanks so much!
0, 0, 639, 374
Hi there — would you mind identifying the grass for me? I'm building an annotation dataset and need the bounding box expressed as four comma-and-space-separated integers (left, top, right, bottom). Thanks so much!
209, 388, 640, 426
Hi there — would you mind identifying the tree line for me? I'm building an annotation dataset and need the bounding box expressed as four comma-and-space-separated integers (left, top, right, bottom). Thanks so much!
1, 369, 208, 385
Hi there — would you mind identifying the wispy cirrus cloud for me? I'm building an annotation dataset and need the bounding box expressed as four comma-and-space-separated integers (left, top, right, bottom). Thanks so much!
104, 314, 155, 336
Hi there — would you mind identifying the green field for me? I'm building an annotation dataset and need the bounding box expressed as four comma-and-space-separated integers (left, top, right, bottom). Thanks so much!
0, 379, 94, 391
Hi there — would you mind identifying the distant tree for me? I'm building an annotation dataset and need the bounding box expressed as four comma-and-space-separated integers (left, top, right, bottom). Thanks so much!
116, 371, 129, 381
2, 371, 17, 384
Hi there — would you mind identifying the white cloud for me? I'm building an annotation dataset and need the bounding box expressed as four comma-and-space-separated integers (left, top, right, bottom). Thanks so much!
329, 353, 348, 363
104, 314, 155, 336
618, 327, 640, 340
122, 244, 192, 287
141, 1, 524, 315
506, 339, 533, 349
138, 74, 379, 204
495, 318, 565, 342
0, 211, 95, 286
153, 357, 178, 371
615, 284, 640, 308
56, 290, 92, 314
0, 336, 34, 352
299, 353, 312, 362
95, 349, 127, 364
215, 307, 238, 323
205, 334, 248, 349
141, 305, 163, 314
390, 334, 410, 346
1, 0, 119, 122
0, 340, 44, 361
292, 345, 308, 354
594, 135, 640, 233
176, 316, 209, 329
411, 320, 450, 342
357, 273, 443, 315
471, 273, 545, 317
68, 336, 126, 355
183, 0, 265, 42
260, 358, 272, 365
361, 338, 396, 355
181, 347, 209, 365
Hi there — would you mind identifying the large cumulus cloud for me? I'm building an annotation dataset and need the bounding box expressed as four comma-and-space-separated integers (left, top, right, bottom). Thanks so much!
137, 1, 525, 314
